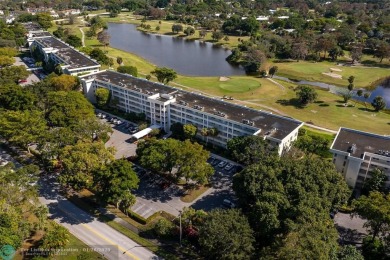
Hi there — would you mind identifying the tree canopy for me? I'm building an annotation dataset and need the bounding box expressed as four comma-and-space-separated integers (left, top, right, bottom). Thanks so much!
233, 156, 350, 256
45, 91, 95, 127
117, 65, 138, 76
94, 159, 139, 209
136, 138, 213, 184
295, 85, 318, 105
151, 67, 177, 84
199, 209, 255, 260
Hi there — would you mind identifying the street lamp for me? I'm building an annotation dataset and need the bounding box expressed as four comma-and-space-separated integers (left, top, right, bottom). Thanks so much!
179, 210, 182, 247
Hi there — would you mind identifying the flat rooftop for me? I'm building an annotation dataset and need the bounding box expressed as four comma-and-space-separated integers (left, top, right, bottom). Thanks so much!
34, 36, 100, 69
85, 70, 302, 140
30, 31, 52, 37
332, 128, 390, 159
23, 22, 42, 31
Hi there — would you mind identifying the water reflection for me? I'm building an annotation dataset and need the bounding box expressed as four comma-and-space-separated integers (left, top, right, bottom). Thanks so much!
108, 23, 245, 76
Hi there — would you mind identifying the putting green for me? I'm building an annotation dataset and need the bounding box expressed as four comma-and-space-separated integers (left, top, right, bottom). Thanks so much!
218, 78, 261, 93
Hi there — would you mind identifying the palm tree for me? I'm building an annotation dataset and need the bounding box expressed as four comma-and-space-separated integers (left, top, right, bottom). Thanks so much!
200, 128, 209, 144
34, 205, 49, 230
41, 224, 70, 253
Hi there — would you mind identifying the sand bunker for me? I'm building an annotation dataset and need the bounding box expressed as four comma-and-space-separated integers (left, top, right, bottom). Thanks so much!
330, 68, 342, 72
322, 72, 342, 79
219, 76, 230, 81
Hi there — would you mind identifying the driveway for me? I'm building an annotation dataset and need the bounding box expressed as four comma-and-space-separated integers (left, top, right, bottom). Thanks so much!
334, 212, 368, 245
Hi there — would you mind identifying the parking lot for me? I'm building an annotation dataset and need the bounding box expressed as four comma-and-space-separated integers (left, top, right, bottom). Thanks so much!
13, 56, 42, 86
99, 110, 240, 217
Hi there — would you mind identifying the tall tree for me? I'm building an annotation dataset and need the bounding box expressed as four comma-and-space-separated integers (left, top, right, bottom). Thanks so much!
151, 67, 177, 84
45, 91, 95, 128
95, 88, 110, 108
362, 168, 387, 195
94, 159, 139, 209
227, 136, 275, 166
268, 66, 278, 77
176, 140, 214, 184
116, 56, 123, 65
371, 96, 387, 111
36, 13, 53, 29
48, 74, 79, 91
0, 110, 47, 151
353, 191, 390, 241
233, 157, 350, 252
40, 223, 70, 253
295, 85, 318, 105
117, 66, 138, 76
59, 141, 115, 190
199, 209, 255, 260
97, 30, 110, 47
0, 84, 37, 111
183, 124, 197, 140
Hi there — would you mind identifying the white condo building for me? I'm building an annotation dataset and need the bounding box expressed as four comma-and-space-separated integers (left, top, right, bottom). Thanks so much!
81, 70, 303, 154
330, 128, 390, 189
24, 23, 100, 76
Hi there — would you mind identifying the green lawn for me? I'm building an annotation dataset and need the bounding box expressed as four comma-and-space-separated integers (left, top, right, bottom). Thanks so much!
274, 60, 390, 88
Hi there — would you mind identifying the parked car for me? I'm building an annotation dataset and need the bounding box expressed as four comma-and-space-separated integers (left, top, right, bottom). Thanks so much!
101, 113, 107, 119
224, 163, 234, 171
211, 159, 220, 166
222, 199, 236, 208
218, 160, 227, 168
97, 112, 102, 117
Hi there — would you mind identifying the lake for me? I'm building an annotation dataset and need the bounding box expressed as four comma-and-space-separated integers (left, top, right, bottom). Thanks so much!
107, 23, 245, 76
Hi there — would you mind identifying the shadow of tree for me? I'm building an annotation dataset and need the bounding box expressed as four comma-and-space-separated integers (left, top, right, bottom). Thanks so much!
276, 98, 305, 109
361, 60, 390, 69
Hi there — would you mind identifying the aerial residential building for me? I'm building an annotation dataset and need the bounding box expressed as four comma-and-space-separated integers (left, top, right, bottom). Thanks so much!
81, 70, 303, 155
24, 25, 101, 76
330, 128, 390, 189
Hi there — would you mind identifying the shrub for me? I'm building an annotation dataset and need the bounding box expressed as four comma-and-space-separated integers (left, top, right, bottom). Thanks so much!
153, 218, 175, 238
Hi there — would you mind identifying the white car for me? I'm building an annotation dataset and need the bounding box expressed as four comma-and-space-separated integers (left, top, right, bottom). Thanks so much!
218, 161, 227, 168
224, 163, 234, 171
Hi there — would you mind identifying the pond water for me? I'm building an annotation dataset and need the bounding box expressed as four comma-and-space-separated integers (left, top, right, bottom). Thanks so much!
107, 23, 245, 76
273, 75, 390, 108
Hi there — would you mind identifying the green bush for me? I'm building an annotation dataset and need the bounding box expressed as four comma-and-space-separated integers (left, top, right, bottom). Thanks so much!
153, 218, 175, 238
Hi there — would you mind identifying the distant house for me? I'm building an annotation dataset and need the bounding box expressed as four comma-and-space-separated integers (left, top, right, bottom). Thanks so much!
256, 16, 269, 21
6, 16, 15, 24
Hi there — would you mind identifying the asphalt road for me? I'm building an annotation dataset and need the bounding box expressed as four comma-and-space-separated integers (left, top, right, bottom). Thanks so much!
38, 175, 157, 260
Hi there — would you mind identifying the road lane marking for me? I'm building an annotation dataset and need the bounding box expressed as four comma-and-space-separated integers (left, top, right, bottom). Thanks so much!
56, 205, 141, 260
81, 224, 140, 260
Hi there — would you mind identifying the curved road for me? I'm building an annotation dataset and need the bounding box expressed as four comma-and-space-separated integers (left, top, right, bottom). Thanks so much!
38, 175, 157, 260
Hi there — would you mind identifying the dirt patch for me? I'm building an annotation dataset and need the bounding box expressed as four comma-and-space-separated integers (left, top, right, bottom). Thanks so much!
219, 76, 230, 82
322, 72, 342, 79
330, 68, 342, 72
